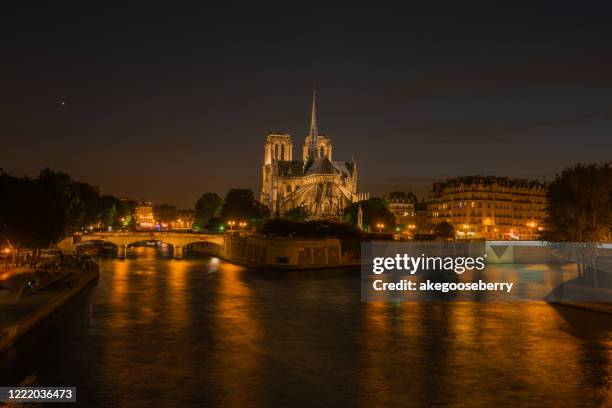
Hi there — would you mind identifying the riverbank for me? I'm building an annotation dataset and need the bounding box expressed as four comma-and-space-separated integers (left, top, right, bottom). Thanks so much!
0, 265, 99, 354
554, 301, 612, 315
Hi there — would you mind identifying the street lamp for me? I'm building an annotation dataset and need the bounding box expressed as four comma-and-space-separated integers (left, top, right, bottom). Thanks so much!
227, 220, 236, 232
3, 246, 12, 269
376, 223, 385, 233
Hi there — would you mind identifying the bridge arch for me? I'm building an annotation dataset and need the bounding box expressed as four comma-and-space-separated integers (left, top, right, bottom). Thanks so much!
58, 232, 224, 259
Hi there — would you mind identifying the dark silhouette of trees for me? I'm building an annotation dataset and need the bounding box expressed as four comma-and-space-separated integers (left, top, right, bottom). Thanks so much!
0, 169, 81, 250
543, 163, 611, 287
73, 182, 102, 230
0, 170, 38, 249
98, 195, 134, 230
543, 162, 611, 243
344, 198, 395, 232
205, 216, 224, 232
194, 192, 222, 230
284, 206, 309, 222
0, 168, 137, 251
34, 169, 81, 247
259, 218, 361, 239
220, 189, 268, 224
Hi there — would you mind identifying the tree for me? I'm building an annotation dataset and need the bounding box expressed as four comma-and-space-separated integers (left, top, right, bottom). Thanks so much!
72, 182, 102, 230
344, 198, 395, 232
220, 189, 268, 224
117, 199, 137, 229
33, 169, 81, 247
0, 169, 81, 249
543, 163, 612, 243
434, 221, 455, 240
206, 216, 225, 232
259, 218, 361, 239
0, 170, 38, 249
285, 206, 309, 222
543, 163, 611, 286
99, 195, 121, 229
194, 192, 222, 229
0, 168, 139, 254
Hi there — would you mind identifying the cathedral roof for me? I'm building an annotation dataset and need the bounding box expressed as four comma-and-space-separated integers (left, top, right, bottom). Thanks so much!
305, 157, 339, 176
332, 161, 355, 178
276, 161, 305, 177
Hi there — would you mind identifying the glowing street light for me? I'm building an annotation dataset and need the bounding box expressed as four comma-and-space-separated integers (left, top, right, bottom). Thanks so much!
376, 223, 385, 232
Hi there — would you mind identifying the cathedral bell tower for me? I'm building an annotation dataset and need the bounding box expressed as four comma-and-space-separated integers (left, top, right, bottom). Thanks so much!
261, 132, 293, 207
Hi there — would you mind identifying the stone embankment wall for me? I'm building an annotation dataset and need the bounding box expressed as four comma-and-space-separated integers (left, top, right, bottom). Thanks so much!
222, 235, 357, 269
0, 267, 99, 354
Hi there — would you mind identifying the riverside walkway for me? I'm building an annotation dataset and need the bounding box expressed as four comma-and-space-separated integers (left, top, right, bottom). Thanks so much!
0, 263, 99, 354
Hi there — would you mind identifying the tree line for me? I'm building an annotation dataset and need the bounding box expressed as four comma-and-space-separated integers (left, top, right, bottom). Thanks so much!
0, 168, 135, 250
193, 189, 269, 231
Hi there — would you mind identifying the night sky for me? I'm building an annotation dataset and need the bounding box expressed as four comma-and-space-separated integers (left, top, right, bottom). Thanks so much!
2, 3, 612, 208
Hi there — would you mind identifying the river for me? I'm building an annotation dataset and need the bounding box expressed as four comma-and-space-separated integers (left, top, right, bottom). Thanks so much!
1, 247, 611, 407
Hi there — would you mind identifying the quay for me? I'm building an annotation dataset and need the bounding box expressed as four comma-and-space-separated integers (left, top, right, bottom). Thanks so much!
0, 264, 99, 354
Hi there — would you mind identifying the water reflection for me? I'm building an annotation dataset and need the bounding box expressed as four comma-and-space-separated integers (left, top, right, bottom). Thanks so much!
0, 253, 610, 407
210, 262, 262, 406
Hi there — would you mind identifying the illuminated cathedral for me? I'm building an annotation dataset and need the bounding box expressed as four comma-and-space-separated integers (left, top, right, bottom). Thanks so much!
260, 90, 367, 219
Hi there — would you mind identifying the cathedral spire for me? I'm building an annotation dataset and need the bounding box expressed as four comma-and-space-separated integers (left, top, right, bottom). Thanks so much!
308, 88, 319, 160
309, 88, 318, 139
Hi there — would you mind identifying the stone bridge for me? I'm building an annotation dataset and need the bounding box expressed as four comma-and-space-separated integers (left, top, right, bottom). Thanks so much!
57, 232, 225, 259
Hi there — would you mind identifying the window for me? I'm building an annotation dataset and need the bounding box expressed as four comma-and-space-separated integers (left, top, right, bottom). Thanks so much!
281, 144, 285, 161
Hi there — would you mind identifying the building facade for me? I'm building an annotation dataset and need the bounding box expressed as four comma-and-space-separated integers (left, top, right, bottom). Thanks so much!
135, 200, 154, 229
261, 91, 366, 219
385, 192, 417, 226
428, 176, 547, 240
169, 210, 195, 230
